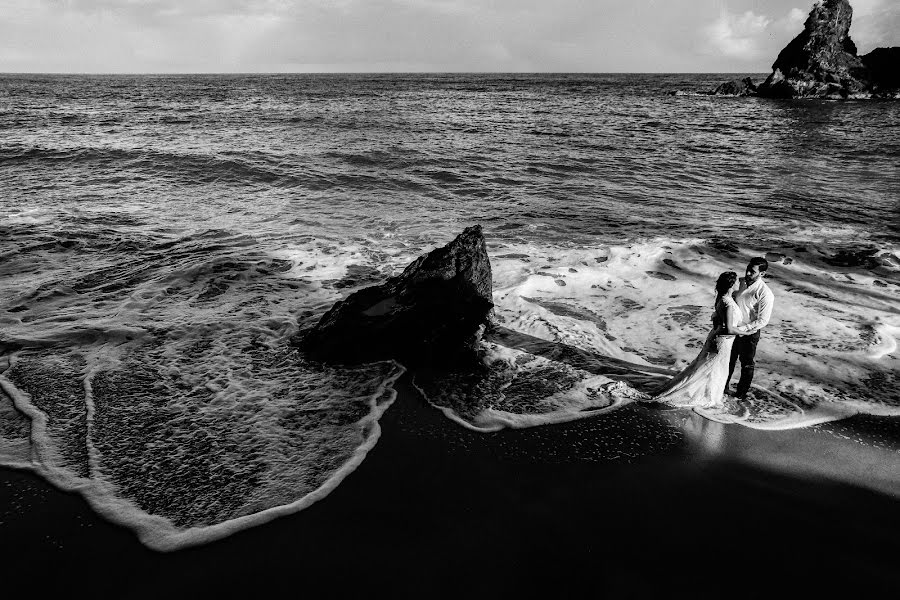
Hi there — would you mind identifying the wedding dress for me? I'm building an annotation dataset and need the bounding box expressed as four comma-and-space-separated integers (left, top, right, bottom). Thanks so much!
651, 295, 748, 409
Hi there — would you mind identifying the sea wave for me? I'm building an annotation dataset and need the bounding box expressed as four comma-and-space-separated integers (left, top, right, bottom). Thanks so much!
0, 144, 304, 189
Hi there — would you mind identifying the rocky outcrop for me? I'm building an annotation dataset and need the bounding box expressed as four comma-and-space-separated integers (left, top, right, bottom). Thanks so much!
298, 225, 494, 366
861, 47, 900, 97
756, 0, 898, 99
712, 77, 758, 96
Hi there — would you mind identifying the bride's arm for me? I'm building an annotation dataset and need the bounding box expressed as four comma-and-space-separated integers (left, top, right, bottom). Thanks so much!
724, 301, 751, 335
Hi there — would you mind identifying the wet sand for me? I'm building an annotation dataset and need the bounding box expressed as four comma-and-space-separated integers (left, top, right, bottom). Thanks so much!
1, 375, 898, 598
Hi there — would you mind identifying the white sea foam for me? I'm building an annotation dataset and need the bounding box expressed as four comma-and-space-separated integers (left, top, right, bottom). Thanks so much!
0, 378, 33, 467
0, 232, 409, 551
422, 236, 900, 432
1, 226, 897, 551
414, 343, 645, 432
1, 345, 405, 551
0, 207, 57, 225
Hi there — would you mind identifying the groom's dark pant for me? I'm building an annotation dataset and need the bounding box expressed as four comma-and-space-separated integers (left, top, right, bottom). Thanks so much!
726, 331, 760, 397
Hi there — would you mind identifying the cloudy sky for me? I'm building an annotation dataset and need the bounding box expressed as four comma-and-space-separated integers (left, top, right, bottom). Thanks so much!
1, 0, 898, 73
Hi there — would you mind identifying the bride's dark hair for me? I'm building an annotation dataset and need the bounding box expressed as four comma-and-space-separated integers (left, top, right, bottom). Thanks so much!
714, 271, 738, 306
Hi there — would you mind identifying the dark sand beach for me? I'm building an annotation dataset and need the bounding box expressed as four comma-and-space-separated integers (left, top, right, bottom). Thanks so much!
2, 375, 898, 598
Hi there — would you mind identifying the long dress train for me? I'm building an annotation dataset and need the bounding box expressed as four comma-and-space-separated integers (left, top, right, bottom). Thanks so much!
650, 295, 745, 409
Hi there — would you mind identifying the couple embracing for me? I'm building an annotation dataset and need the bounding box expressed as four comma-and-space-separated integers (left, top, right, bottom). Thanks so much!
650, 257, 775, 409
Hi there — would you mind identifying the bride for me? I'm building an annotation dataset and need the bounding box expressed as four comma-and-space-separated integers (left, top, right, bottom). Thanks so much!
650, 271, 750, 409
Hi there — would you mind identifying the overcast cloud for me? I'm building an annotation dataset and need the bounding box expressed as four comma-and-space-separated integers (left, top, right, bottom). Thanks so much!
1, 0, 897, 72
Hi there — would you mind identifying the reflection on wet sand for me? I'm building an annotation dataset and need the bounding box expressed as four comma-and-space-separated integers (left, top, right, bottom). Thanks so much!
657, 408, 900, 499
678, 411, 726, 456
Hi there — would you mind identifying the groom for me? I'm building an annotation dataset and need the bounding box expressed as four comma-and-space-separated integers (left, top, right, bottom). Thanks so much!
726, 257, 775, 399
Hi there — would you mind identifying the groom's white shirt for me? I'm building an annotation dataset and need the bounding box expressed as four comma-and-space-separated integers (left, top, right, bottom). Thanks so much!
733, 277, 774, 335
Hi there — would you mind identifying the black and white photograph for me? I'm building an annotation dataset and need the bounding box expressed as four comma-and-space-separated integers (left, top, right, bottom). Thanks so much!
1, 0, 898, 597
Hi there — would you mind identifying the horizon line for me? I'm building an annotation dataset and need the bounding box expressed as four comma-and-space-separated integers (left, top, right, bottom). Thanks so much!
0, 70, 771, 76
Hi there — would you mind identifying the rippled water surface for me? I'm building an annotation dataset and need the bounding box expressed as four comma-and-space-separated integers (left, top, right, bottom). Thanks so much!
1, 74, 898, 549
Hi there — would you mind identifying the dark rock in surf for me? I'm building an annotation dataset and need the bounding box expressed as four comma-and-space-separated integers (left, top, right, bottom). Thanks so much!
712, 77, 758, 96
298, 225, 493, 366
755, 0, 899, 99
861, 47, 900, 97
757, 0, 866, 98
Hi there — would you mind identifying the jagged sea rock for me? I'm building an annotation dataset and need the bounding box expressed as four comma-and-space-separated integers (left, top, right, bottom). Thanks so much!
861, 47, 900, 97
709, 2, 898, 99
712, 77, 758, 96
757, 0, 868, 99
298, 225, 494, 366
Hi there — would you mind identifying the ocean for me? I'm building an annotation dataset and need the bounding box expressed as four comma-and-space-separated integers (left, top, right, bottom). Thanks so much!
1, 73, 898, 551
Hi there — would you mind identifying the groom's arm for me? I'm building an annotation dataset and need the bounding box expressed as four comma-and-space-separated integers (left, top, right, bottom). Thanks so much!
745, 288, 774, 334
